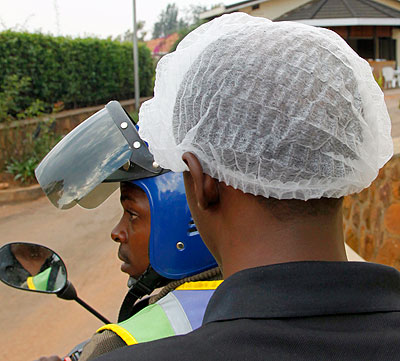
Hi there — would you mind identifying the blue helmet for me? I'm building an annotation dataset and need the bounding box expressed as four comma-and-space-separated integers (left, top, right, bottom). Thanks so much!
132, 172, 216, 279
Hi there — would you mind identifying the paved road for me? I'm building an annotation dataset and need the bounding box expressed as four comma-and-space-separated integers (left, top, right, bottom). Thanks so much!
0, 191, 129, 361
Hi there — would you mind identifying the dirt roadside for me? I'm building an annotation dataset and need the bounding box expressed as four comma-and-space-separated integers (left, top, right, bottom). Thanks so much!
0, 191, 129, 361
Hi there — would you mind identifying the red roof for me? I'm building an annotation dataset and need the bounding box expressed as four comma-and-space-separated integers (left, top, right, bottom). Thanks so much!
145, 33, 179, 54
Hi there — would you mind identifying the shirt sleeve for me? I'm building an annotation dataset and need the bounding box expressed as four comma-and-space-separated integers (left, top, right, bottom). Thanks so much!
78, 330, 127, 361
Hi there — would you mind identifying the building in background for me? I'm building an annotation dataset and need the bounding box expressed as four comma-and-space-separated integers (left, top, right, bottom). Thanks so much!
200, 0, 400, 76
200, 0, 310, 21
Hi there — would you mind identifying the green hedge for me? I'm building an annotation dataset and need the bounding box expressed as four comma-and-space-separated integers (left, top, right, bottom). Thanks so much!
0, 31, 154, 112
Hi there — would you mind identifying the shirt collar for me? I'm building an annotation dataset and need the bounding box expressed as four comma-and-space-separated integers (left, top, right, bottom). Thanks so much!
203, 261, 400, 324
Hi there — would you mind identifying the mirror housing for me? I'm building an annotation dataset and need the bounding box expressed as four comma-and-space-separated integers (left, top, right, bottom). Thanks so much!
0, 242, 67, 294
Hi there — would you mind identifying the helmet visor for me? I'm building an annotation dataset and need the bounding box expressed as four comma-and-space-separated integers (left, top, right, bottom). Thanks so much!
35, 107, 132, 209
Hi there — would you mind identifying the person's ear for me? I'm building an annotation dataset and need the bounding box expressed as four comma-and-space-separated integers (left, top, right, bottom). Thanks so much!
182, 152, 219, 210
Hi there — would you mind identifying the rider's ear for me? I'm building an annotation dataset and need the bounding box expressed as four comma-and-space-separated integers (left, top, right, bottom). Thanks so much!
182, 152, 219, 210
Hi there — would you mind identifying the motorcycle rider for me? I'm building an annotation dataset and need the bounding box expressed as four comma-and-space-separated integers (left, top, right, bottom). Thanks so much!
78, 176, 222, 361
33, 103, 222, 361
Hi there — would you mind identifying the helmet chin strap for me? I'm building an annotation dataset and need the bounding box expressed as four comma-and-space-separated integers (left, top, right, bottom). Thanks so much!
118, 265, 169, 322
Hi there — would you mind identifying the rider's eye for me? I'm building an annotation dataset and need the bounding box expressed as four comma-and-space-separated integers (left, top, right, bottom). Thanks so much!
126, 210, 138, 221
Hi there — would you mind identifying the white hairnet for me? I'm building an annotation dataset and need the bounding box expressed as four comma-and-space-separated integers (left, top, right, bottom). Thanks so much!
138, 13, 393, 200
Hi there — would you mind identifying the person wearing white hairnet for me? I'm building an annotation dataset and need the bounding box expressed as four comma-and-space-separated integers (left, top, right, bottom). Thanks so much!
95, 13, 400, 361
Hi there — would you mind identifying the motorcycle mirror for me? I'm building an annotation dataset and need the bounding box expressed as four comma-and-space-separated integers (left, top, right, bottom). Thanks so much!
0, 242, 67, 294
0, 242, 111, 324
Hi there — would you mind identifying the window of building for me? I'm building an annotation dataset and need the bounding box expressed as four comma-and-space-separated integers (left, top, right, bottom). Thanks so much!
347, 39, 374, 59
347, 37, 396, 61
252, 4, 260, 10
357, 39, 374, 59
379, 38, 396, 61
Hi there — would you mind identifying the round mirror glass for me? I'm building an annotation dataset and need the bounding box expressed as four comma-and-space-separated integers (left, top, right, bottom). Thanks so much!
0, 242, 67, 293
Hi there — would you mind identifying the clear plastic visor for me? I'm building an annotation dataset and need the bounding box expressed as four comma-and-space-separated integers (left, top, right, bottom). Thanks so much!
35, 108, 132, 209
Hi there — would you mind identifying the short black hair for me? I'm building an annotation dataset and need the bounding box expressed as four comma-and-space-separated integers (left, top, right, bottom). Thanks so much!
258, 196, 343, 221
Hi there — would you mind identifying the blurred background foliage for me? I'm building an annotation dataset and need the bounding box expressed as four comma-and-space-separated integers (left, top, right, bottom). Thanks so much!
0, 31, 154, 116
0, 74, 61, 184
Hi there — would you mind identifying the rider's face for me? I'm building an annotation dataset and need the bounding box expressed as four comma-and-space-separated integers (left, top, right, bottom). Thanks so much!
111, 183, 151, 279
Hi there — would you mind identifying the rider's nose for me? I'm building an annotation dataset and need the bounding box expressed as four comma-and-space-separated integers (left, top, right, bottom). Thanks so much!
111, 220, 127, 243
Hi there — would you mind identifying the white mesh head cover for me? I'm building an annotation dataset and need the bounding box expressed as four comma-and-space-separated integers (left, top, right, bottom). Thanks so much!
139, 13, 393, 200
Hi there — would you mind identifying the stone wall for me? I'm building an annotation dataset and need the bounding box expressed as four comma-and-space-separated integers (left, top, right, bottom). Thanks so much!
343, 153, 400, 270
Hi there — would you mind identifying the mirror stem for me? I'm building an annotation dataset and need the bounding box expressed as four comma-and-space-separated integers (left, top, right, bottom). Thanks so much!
57, 281, 111, 324
73, 296, 111, 324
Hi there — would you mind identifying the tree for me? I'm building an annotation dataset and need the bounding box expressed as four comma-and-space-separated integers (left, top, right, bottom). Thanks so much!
152, 3, 188, 39
115, 21, 147, 43
182, 5, 208, 25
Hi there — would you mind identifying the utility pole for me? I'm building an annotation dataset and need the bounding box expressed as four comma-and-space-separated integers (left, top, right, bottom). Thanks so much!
53, 0, 61, 36
132, 0, 140, 112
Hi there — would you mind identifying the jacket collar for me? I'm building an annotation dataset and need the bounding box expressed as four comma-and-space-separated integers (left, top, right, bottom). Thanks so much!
203, 261, 400, 324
